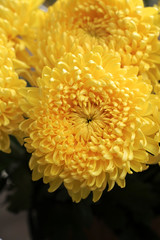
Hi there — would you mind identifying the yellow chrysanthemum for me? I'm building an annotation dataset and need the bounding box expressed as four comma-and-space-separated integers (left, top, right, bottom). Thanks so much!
0, 34, 26, 153
0, 0, 44, 62
29, 0, 160, 89
20, 47, 160, 202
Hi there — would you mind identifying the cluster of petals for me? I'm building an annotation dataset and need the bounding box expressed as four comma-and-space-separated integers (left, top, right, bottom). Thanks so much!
0, 0, 44, 66
29, 0, 160, 91
20, 46, 160, 202
0, 34, 26, 153
0, 0, 44, 152
0, 0, 159, 202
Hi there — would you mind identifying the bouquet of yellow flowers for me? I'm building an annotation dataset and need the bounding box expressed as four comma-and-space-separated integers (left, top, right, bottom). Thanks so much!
1, 0, 160, 239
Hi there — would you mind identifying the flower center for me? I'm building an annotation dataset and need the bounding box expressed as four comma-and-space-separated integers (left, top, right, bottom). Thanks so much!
75, 11, 109, 41
69, 103, 109, 141
86, 117, 93, 123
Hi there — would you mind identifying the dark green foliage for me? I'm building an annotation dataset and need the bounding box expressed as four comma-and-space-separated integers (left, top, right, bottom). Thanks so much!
144, 0, 158, 6
0, 137, 32, 213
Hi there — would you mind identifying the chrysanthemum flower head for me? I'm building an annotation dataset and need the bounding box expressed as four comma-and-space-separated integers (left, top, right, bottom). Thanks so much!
0, 0, 44, 59
31, 0, 160, 89
20, 47, 160, 202
0, 0, 44, 37
0, 35, 26, 153
27, 17, 89, 86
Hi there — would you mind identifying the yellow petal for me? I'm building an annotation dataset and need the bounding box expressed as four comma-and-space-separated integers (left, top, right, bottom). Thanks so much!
145, 137, 159, 156
48, 178, 62, 192
92, 190, 103, 202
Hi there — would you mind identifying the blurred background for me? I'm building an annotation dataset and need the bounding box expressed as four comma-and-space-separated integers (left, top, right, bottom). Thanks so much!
1, 0, 160, 240
44, 0, 158, 4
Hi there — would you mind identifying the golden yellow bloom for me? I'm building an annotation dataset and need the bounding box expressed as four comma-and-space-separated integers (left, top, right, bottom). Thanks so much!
0, 34, 26, 153
30, 0, 160, 88
20, 47, 160, 202
0, 0, 44, 62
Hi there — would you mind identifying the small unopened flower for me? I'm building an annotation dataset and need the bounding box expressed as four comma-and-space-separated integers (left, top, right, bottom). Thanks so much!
0, 35, 26, 153
20, 48, 160, 202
